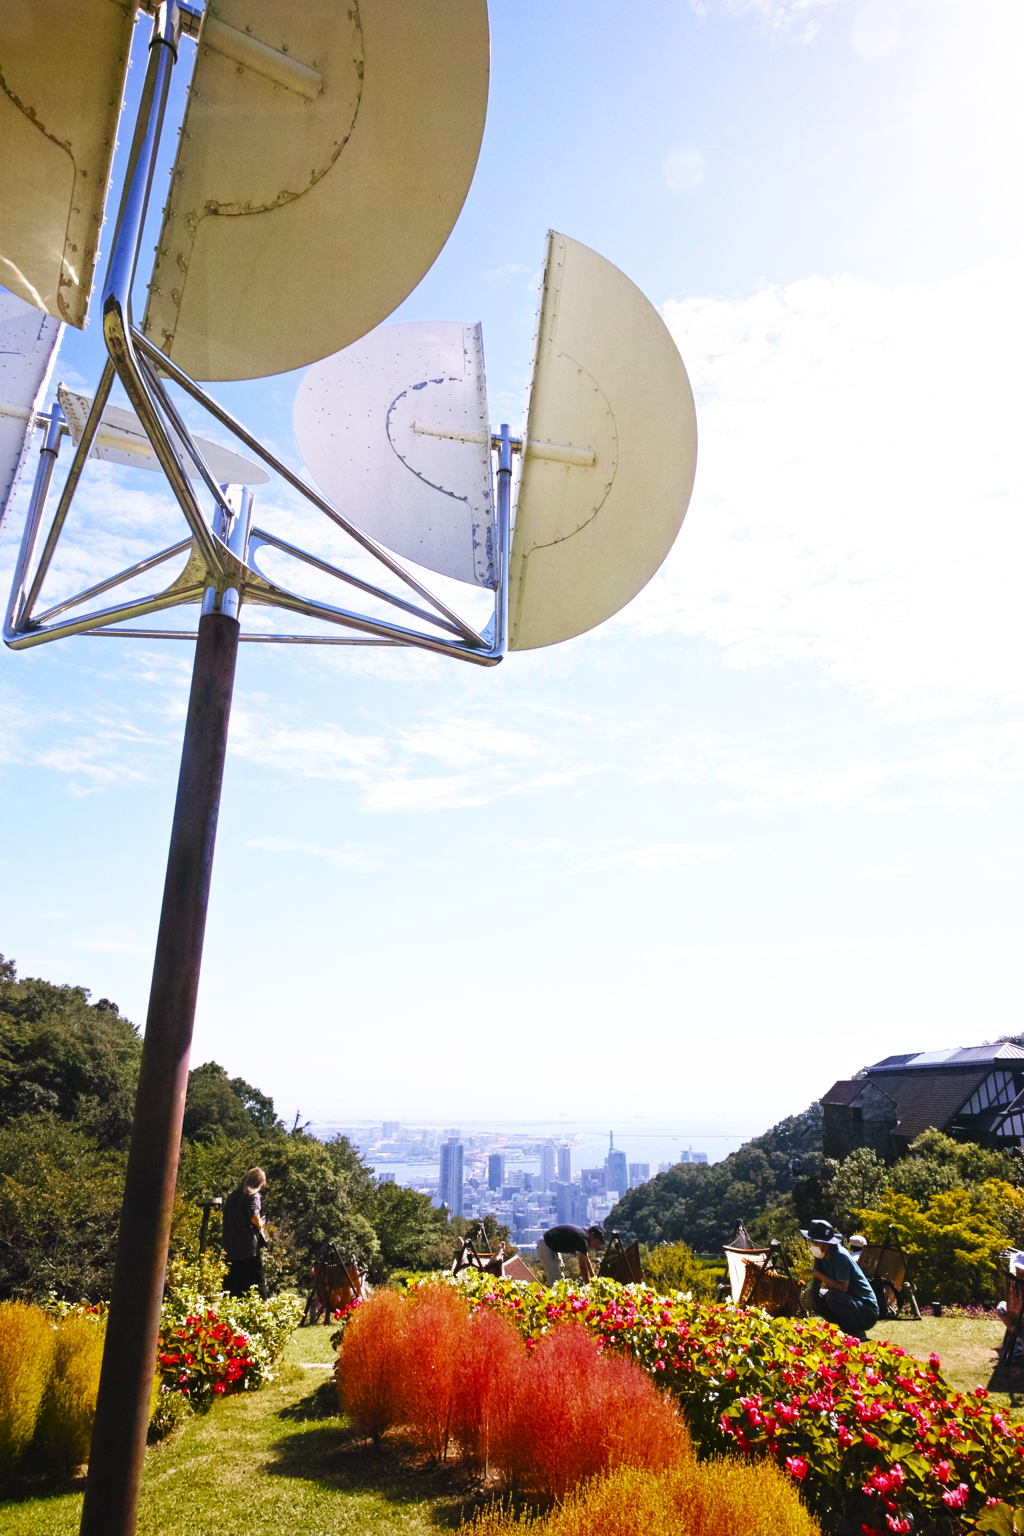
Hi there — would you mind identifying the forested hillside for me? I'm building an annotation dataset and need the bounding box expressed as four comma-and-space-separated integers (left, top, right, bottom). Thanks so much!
0, 953, 491, 1300
607, 1106, 827, 1252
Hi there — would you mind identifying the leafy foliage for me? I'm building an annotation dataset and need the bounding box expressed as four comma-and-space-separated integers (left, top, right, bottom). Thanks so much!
0, 954, 141, 1147
0, 1117, 127, 1300
853, 1183, 1020, 1304
642, 1241, 718, 1301
182, 1061, 284, 1142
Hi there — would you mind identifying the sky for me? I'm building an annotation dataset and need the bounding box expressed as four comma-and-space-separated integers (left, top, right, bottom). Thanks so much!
1, 0, 1022, 1146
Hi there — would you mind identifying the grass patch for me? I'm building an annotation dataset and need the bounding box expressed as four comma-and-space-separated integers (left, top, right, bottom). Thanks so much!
0, 1324, 486, 1535
875, 1313, 1024, 1412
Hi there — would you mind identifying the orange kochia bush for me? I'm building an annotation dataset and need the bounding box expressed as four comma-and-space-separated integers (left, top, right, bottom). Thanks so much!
335, 1283, 687, 1494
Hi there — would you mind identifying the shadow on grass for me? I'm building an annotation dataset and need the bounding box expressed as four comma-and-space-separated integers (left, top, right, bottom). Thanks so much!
0, 1466, 87, 1506
263, 1421, 534, 1530
277, 1378, 340, 1422
987, 1352, 1024, 1404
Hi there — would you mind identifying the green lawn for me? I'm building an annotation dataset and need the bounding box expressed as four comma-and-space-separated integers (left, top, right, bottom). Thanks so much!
1, 1313, 1020, 1533
874, 1312, 1024, 1414
0, 1323, 482, 1536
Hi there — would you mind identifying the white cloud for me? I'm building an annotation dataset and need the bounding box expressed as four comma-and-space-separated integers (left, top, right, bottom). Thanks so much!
624, 261, 1024, 721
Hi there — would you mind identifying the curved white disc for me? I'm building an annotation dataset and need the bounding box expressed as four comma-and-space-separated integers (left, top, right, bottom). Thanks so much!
0, 1, 132, 329
508, 233, 698, 651
294, 321, 495, 588
0, 287, 62, 533
57, 387, 269, 486
143, 0, 489, 382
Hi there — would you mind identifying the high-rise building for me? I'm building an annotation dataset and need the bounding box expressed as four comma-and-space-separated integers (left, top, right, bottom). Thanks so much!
679, 1146, 708, 1165
555, 1181, 589, 1226
488, 1153, 506, 1191
378, 1172, 395, 1184
540, 1143, 556, 1191
382, 1121, 401, 1139
581, 1167, 606, 1196
439, 1138, 464, 1215
557, 1145, 572, 1184
628, 1162, 650, 1188
605, 1132, 627, 1202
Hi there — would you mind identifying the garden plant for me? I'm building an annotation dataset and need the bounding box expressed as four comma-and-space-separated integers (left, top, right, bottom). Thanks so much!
448, 1273, 1024, 1533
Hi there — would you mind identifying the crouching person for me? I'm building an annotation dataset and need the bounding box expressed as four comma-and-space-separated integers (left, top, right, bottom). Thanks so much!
801, 1218, 878, 1341
535, 1224, 605, 1286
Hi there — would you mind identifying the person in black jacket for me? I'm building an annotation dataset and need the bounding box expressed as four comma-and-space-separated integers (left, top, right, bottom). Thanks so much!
536, 1223, 605, 1286
222, 1167, 268, 1298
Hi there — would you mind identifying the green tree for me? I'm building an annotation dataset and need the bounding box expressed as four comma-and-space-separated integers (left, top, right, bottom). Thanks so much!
369, 1183, 450, 1284
181, 1061, 284, 1142
0, 1116, 127, 1299
0, 955, 141, 1147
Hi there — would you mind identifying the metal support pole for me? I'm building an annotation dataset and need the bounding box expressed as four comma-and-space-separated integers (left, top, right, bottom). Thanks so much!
494, 424, 513, 655
80, 611, 240, 1536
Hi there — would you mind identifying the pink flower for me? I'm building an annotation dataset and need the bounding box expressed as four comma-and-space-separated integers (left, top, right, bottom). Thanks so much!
785, 1456, 808, 1481
928, 1352, 941, 1370
941, 1485, 969, 1510
885, 1519, 911, 1534
932, 1460, 953, 1482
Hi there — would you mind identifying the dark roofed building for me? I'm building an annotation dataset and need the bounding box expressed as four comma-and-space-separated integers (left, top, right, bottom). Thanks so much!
821, 1042, 1024, 1161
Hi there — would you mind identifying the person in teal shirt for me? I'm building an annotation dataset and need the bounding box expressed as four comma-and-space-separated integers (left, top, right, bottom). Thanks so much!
800, 1219, 878, 1340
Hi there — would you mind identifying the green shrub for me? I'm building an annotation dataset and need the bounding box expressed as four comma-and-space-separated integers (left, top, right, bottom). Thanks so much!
0, 1300, 55, 1469
853, 1183, 1012, 1303
642, 1241, 717, 1301
35, 1312, 105, 1474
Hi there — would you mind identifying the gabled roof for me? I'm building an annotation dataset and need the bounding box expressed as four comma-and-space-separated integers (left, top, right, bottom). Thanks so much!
871, 1067, 992, 1141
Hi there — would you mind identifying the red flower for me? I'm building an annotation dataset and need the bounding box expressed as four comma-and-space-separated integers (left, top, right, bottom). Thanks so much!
785, 1456, 808, 1480
213, 1381, 226, 1395
885, 1519, 911, 1533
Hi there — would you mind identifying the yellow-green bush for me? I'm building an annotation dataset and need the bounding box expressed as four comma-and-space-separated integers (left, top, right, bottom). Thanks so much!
36, 1313, 105, 1474
465, 1459, 821, 1536
0, 1301, 56, 1470
642, 1241, 717, 1301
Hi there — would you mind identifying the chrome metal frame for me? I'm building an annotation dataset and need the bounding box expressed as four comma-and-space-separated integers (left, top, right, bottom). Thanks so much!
3, 2, 516, 669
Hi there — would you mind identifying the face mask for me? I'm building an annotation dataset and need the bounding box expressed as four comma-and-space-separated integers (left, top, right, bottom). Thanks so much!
810, 1244, 826, 1258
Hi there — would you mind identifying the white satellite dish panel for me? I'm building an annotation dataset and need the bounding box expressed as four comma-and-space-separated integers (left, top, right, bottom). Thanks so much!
143, 0, 489, 382
0, 288, 62, 532
294, 322, 495, 589
0, 0, 133, 328
508, 232, 698, 651
57, 387, 270, 486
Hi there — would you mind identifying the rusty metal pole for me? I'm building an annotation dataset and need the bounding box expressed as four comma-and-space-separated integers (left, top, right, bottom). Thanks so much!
80, 611, 240, 1536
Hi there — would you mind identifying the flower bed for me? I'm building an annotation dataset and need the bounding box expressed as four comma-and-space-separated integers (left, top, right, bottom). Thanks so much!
451, 1273, 1024, 1533
154, 1253, 304, 1412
